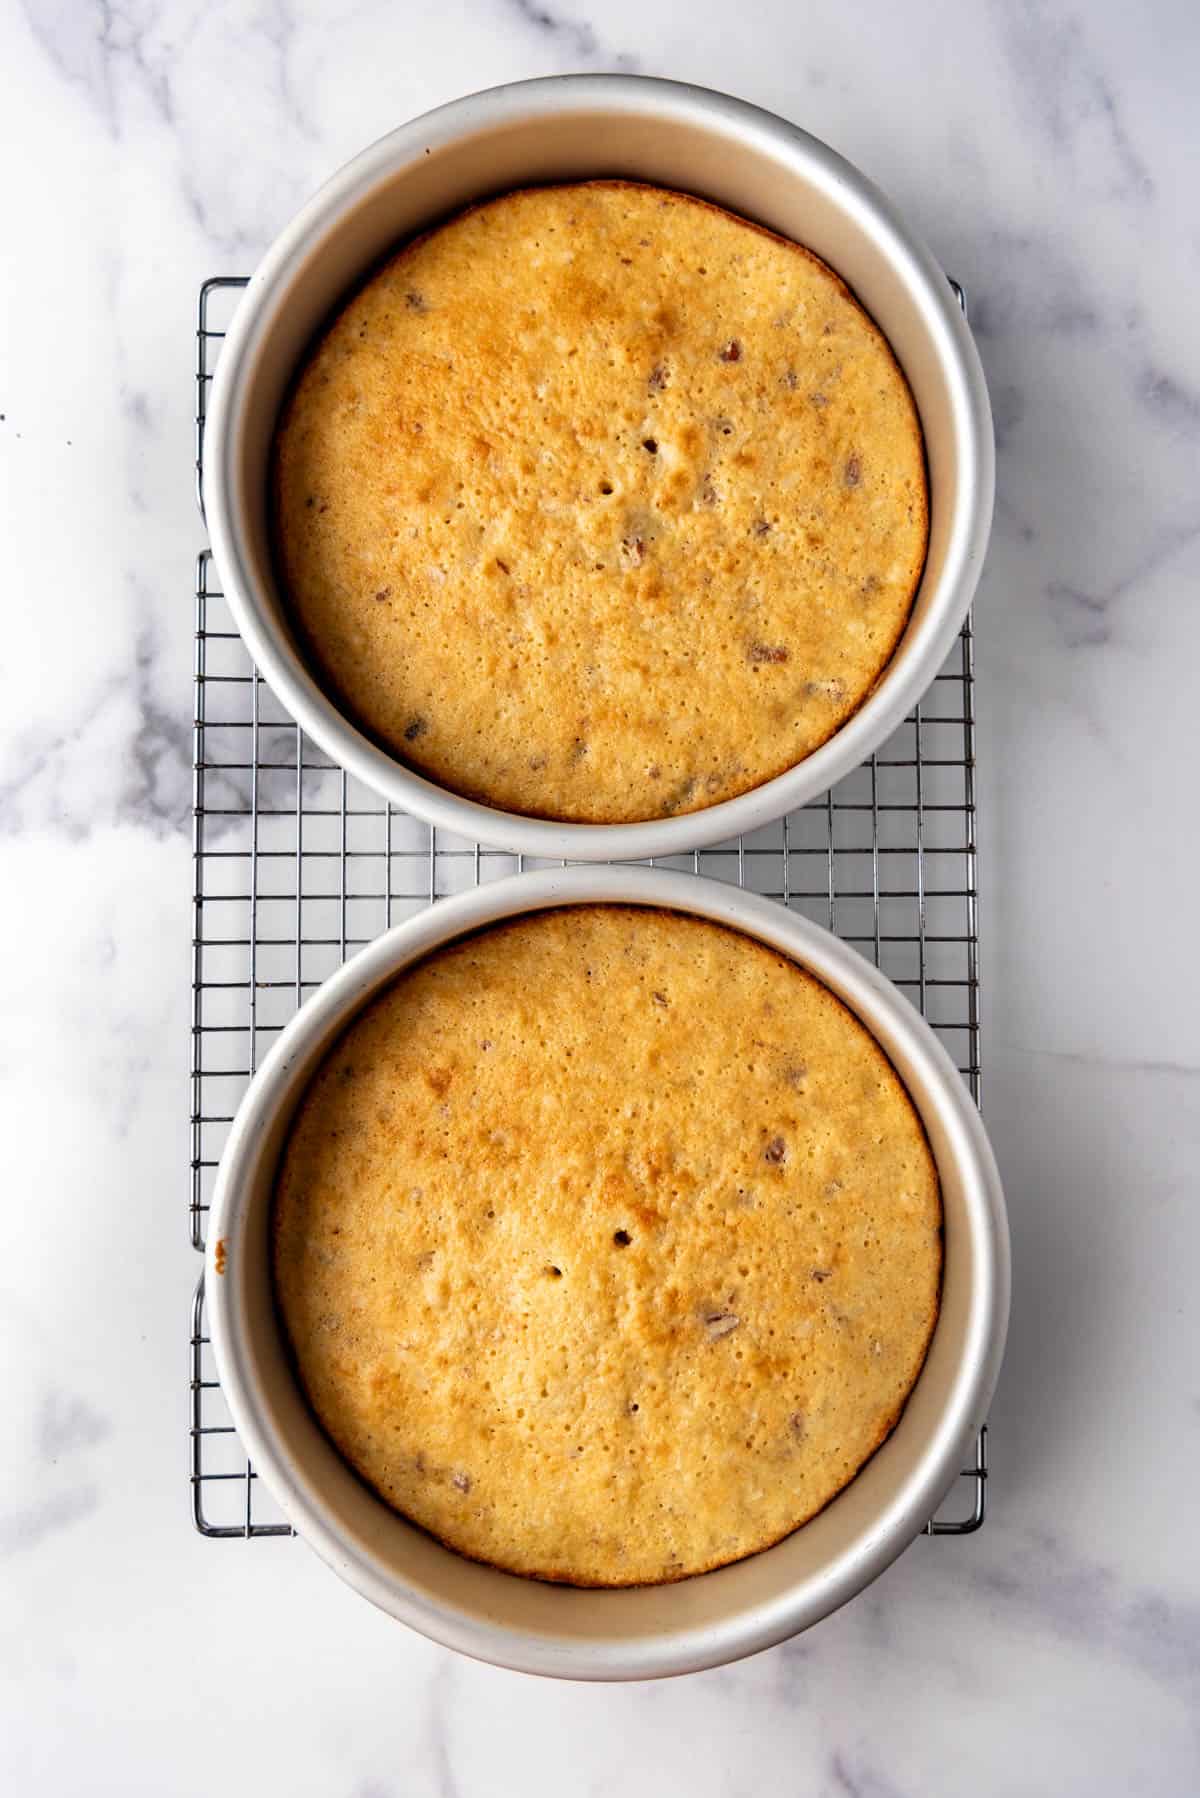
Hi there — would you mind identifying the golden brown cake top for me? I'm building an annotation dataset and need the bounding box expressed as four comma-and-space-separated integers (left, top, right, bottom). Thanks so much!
273, 182, 927, 823
273, 907, 942, 1585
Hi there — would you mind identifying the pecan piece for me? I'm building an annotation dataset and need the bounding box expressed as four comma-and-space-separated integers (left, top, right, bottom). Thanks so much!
748, 641, 790, 666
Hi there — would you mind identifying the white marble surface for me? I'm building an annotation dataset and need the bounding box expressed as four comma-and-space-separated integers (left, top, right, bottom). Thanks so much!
2, 0, 1198, 1790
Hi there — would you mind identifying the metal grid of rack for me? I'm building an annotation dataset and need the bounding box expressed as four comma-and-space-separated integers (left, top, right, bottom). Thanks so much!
189, 276, 988, 1540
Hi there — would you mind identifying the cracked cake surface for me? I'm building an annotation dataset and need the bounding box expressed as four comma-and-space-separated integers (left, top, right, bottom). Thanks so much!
272, 906, 942, 1585
272, 182, 928, 823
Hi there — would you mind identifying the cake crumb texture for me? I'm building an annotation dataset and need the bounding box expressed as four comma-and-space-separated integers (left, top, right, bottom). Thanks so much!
273, 182, 928, 823
273, 906, 942, 1585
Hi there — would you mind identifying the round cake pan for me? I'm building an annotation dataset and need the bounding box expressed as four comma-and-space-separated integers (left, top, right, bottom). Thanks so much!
203, 74, 994, 860
206, 867, 1009, 1680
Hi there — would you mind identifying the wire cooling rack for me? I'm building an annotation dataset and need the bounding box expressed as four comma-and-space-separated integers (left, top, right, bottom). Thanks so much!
189, 276, 988, 1540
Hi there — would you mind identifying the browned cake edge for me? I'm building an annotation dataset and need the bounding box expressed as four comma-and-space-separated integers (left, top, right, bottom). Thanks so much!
269, 905, 944, 1587
269, 182, 930, 823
